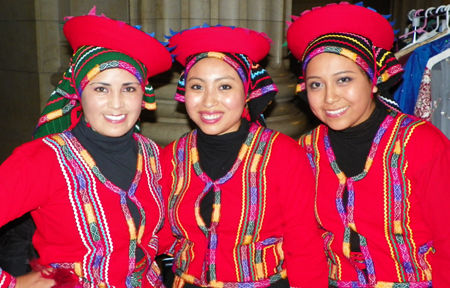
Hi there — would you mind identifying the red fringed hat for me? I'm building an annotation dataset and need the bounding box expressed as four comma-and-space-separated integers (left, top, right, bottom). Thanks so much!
64, 9, 172, 77
167, 25, 273, 65
286, 2, 395, 61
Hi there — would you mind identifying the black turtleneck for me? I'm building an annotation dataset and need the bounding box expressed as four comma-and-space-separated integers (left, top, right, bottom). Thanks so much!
185, 118, 288, 288
197, 119, 250, 228
197, 119, 250, 181
328, 100, 389, 253
328, 100, 389, 178
71, 117, 144, 262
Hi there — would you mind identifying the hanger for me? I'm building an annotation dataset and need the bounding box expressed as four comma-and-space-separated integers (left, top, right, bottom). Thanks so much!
399, 9, 426, 43
442, 4, 450, 33
395, 5, 450, 57
413, 7, 439, 44
433, 5, 447, 33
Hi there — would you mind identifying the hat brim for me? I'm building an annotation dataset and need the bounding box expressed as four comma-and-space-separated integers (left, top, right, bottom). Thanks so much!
168, 26, 271, 65
287, 3, 394, 60
64, 15, 172, 77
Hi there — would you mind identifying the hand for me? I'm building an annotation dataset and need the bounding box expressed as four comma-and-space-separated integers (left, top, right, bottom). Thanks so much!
16, 270, 56, 288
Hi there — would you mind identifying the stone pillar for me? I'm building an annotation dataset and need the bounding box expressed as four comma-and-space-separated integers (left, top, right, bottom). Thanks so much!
137, 0, 194, 145
263, 0, 310, 138
0, 1, 42, 162
138, 0, 308, 146
189, 0, 211, 26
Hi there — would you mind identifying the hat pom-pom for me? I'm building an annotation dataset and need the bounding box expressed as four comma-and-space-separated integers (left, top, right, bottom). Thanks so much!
300, 9, 311, 16
88, 6, 97, 15
64, 6, 109, 21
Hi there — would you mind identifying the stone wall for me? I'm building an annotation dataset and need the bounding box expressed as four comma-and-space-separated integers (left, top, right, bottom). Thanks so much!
0, 0, 399, 163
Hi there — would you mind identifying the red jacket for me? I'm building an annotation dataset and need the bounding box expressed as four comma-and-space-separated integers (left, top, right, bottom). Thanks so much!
0, 132, 164, 288
159, 125, 328, 288
299, 112, 450, 287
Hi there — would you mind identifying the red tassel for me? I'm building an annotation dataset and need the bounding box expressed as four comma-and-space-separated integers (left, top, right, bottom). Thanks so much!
30, 259, 82, 288
68, 105, 83, 130
241, 104, 250, 121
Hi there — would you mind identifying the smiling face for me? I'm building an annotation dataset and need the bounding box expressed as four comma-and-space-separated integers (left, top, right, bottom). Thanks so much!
305, 53, 378, 131
81, 68, 143, 137
184, 58, 246, 135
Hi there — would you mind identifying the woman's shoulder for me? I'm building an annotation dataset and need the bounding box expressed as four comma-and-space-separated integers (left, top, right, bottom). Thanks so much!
1, 136, 63, 176
396, 113, 450, 150
265, 129, 307, 157
297, 124, 325, 147
12, 135, 60, 159
269, 129, 298, 146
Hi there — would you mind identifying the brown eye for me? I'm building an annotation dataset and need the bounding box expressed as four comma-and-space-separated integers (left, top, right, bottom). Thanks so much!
338, 77, 352, 83
309, 82, 322, 89
124, 87, 136, 92
191, 84, 202, 90
94, 87, 107, 93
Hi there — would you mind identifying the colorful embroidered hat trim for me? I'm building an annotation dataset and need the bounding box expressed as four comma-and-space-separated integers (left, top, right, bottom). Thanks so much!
286, 2, 396, 61
174, 51, 277, 123
286, 3, 403, 111
64, 7, 172, 77
33, 7, 171, 139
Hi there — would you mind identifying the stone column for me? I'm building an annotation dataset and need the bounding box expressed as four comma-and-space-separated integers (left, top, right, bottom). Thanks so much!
136, 0, 194, 145
137, 0, 308, 146
219, 0, 309, 138
262, 0, 310, 138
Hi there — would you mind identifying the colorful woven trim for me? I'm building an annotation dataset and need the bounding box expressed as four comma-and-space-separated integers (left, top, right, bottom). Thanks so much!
33, 6, 172, 139
175, 51, 277, 123
63, 6, 173, 77
299, 113, 434, 287
168, 123, 286, 287
323, 111, 394, 286
286, 2, 404, 112
286, 2, 398, 59
302, 45, 374, 81
294, 32, 403, 101
43, 131, 163, 287
34, 46, 158, 139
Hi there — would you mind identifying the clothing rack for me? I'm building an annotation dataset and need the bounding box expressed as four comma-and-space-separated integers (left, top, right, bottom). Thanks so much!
409, 6, 447, 19
402, 5, 450, 43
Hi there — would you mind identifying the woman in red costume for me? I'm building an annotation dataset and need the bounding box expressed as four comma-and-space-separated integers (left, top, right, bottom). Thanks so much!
287, 2, 450, 287
0, 7, 172, 288
158, 25, 328, 288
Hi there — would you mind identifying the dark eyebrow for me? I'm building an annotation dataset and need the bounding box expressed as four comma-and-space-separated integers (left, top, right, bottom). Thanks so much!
333, 70, 357, 76
89, 82, 111, 86
88, 82, 140, 86
186, 76, 205, 82
306, 70, 357, 80
186, 76, 237, 82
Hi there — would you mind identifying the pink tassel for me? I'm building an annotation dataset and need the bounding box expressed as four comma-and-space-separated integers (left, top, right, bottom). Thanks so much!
241, 27, 251, 34
30, 260, 82, 288
88, 6, 97, 16
300, 9, 311, 16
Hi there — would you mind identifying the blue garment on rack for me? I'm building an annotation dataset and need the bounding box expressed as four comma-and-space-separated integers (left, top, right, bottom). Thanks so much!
393, 34, 450, 114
